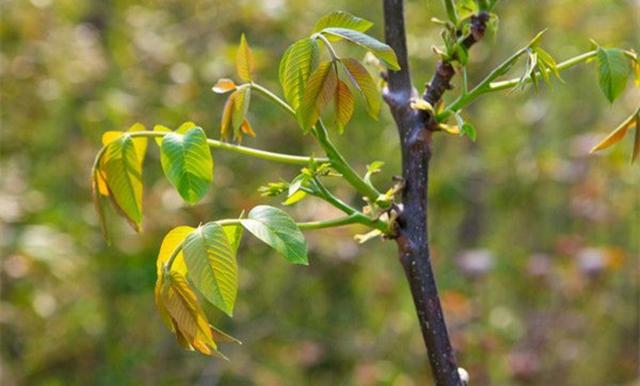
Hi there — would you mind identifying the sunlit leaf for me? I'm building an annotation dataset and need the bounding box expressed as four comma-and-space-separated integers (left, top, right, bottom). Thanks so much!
153, 124, 172, 146
298, 60, 337, 132
183, 222, 238, 316
590, 109, 638, 154
91, 170, 110, 241
212, 78, 237, 94
236, 33, 254, 82
596, 47, 630, 103
160, 127, 213, 205
155, 226, 194, 329
335, 79, 354, 133
100, 135, 143, 232
161, 270, 217, 355
102, 123, 148, 164
320, 28, 400, 70
313, 11, 373, 35
176, 121, 197, 134
456, 0, 478, 20
340, 58, 381, 118
220, 94, 234, 140
222, 224, 243, 255
240, 205, 308, 265
279, 37, 319, 110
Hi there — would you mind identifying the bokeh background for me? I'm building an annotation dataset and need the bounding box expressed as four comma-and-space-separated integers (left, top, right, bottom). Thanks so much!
1, 0, 639, 385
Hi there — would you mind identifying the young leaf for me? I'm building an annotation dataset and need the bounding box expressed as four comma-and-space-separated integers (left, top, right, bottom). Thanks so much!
153, 124, 172, 146
155, 226, 194, 329
156, 225, 195, 277
220, 94, 234, 140
320, 28, 400, 70
182, 222, 238, 317
91, 170, 110, 241
456, 0, 479, 20
590, 109, 639, 156
100, 135, 143, 232
240, 119, 256, 139
222, 224, 243, 255
236, 33, 254, 82
240, 205, 308, 265
279, 37, 319, 110
232, 86, 251, 139
313, 11, 373, 34
335, 79, 354, 133
212, 78, 236, 94
160, 127, 214, 205
102, 123, 148, 164
340, 58, 381, 118
298, 60, 337, 132
596, 47, 630, 103
161, 270, 217, 355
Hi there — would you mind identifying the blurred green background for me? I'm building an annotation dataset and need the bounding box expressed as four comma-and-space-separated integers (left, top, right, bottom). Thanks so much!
1, 0, 638, 385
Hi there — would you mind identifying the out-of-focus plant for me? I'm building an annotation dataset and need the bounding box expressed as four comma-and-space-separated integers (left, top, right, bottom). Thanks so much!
89, 2, 638, 385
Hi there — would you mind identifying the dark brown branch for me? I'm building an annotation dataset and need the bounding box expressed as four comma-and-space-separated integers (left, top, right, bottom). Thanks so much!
381, 2, 489, 386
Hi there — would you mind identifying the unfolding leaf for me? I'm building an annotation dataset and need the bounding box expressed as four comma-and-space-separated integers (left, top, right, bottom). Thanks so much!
161, 270, 217, 355
232, 86, 251, 139
279, 37, 319, 110
596, 47, 630, 103
182, 222, 238, 316
298, 61, 337, 132
320, 28, 400, 70
240, 119, 255, 138
590, 109, 639, 154
100, 135, 143, 232
334, 80, 354, 133
160, 127, 213, 205
236, 33, 254, 82
240, 205, 308, 265
212, 78, 237, 94
313, 11, 373, 35
155, 226, 194, 329
340, 58, 381, 118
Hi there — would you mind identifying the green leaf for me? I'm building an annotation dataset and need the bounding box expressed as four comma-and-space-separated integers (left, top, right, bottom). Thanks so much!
340, 58, 381, 118
222, 224, 243, 255
313, 11, 373, 35
456, 0, 479, 20
279, 37, 319, 110
236, 33, 254, 82
100, 135, 143, 232
596, 47, 630, 103
320, 28, 400, 71
160, 127, 214, 205
298, 60, 337, 132
461, 122, 477, 141
240, 205, 308, 265
334, 79, 354, 133
183, 222, 238, 317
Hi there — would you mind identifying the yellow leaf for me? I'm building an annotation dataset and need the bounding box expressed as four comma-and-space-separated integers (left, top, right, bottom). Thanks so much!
176, 121, 197, 134
102, 131, 124, 146
212, 78, 237, 94
162, 271, 216, 355
236, 34, 254, 82
95, 168, 110, 196
335, 80, 354, 134
220, 94, 234, 140
590, 110, 638, 153
438, 123, 461, 135
156, 226, 195, 277
410, 99, 434, 113
240, 119, 256, 138
153, 124, 172, 146
126, 123, 148, 164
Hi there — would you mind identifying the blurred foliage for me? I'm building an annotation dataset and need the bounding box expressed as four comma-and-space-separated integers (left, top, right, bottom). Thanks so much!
1, 0, 638, 385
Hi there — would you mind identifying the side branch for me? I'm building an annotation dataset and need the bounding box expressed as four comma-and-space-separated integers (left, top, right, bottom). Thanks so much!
383, 0, 413, 97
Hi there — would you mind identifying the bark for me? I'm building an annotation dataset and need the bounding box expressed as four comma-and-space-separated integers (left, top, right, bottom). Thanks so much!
381, 2, 488, 385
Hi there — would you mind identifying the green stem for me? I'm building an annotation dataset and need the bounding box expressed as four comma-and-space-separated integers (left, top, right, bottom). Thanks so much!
123, 131, 324, 166
216, 215, 362, 230
437, 50, 599, 121
316, 33, 340, 60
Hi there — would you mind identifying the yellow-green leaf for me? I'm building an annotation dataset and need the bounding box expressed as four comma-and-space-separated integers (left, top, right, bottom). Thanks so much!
153, 124, 172, 146
340, 58, 381, 118
232, 86, 251, 140
161, 270, 216, 355
335, 79, 354, 134
279, 37, 319, 110
183, 222, 238, 317
156, 225, 195, 277
236, 33, 254, 82
313, 11, 373, 35
320, 28, 400, 70
298, 61, 337, 132
102, 123, 148, 164
100, 135, 143, 232
220, 94, 234, 140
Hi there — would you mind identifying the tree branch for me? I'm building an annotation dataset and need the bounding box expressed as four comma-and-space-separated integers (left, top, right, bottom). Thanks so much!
382, 2, 489, 385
